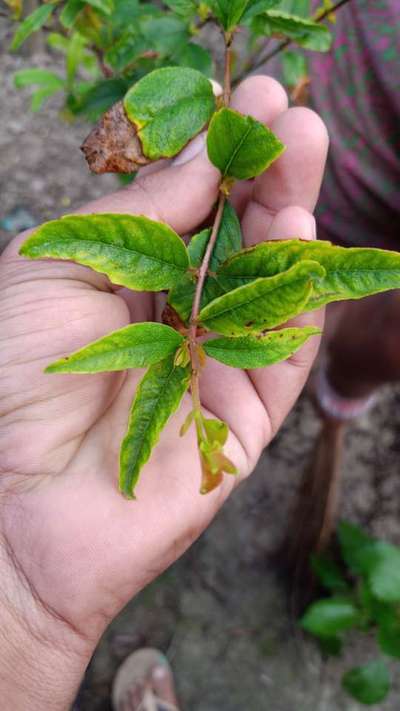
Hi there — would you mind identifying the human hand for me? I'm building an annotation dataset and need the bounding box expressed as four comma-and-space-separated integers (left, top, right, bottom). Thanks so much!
0, 76, 328, 709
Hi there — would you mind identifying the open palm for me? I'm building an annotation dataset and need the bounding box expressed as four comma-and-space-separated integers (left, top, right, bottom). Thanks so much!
0, 77, 328, 655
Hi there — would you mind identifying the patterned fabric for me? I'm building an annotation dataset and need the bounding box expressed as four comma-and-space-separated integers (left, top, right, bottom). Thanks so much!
309, 0, 400, 248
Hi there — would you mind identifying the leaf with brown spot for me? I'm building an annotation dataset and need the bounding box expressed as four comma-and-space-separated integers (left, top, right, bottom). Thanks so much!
81, 101, 151, 174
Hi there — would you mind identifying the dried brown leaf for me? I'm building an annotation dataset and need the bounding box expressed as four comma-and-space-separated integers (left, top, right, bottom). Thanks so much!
81, 101, 150, 174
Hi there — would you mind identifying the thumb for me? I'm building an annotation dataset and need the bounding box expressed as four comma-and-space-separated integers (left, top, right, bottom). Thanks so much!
78, 135, 220, 235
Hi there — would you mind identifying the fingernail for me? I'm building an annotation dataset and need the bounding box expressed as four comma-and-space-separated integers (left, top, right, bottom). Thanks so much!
172, 133, 207, 166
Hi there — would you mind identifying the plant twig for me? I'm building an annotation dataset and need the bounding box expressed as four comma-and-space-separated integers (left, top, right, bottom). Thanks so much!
92, 46, 113, 78
188, 31, 232, 414
236, 0, 353, 81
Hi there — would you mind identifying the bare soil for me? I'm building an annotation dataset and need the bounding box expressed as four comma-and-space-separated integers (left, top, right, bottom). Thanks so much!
2, 42, 400, 711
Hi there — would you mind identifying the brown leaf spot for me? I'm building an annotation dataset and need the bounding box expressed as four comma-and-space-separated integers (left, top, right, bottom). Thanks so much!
162, 304, 188, 335
81, 101, 151, 174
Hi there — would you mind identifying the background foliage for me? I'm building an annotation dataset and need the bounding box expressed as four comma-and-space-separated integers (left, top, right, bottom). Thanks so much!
7, 0, 335, 120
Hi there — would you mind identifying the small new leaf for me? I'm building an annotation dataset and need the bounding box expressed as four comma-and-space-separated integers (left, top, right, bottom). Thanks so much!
218, 239, 400, 309
207, 108, 285, 180
124, 67, 216, 160
203, 326, 320, 368
20, 214, 189, 292
120, 355, 191, 498
45, 323, 184, 374
197, 415, 236, 494
342, 660, 391, 706
198, 261, 325, 336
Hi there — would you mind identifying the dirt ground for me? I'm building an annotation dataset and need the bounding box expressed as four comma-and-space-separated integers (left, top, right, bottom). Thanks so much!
1, 38, 400, 711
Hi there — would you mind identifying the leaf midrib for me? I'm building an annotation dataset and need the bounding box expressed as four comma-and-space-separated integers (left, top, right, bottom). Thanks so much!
136, 92, 211, 126
219, 267, 400, 283
30, 238, 187, 272
124, 362, 182, 483
223, 121, 253, 177
209, 339, 298, 353
69, 338, 178, 360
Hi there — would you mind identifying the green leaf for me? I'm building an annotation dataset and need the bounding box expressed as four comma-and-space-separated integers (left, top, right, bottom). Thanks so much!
14, 68, 64, 90
45, 323, 184, 374
210, 0, 280, 29
279, 0, 311, 17
255, 10, 332, 51
342, 660, 390, 706
209, 0, 249, 30
311, 554, 349, 593
168, 201, 242, 323
203, 418, 229, 447
124, 67, 216, 161
377, 607, 400, 659
217, 239, 400, 310
194, 202, 243, 271
163, 0, 197, 18
338, 521, 374, 575
66, 32, 87, 86
75, 78, 130, 120
60, 0, 85, 28
198, 260, 325, 336
241, 0, 280, 22
203, 326, 320, 368
30, 85, 62, 111
11, 3, 55, 51
19, 214, 189, 292
175, 43, 213, 76
339, 523, 400, 602
105, 31, 147, 72
365, 543, 400, 603
141, 16, 188, 57
281, 50, 308, 87
85, 0, 114, 14
301, 598, 361, 638
120, 355, 191, 498
207, 108, 285, 180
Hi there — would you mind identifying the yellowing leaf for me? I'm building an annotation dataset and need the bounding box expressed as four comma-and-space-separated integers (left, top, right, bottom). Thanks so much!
207, 107, 285, 180
199, 260, 325, 335
123, 67, 216, 160
45, 323, 184, 374
120, 355, 191, 498
20, 214, 189, 292
203, 326, 320, 368
218, 239, 400, 309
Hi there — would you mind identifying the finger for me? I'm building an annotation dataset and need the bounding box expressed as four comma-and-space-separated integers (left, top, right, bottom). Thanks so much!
241, 106, 329, 246
247, 205, 325, 438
